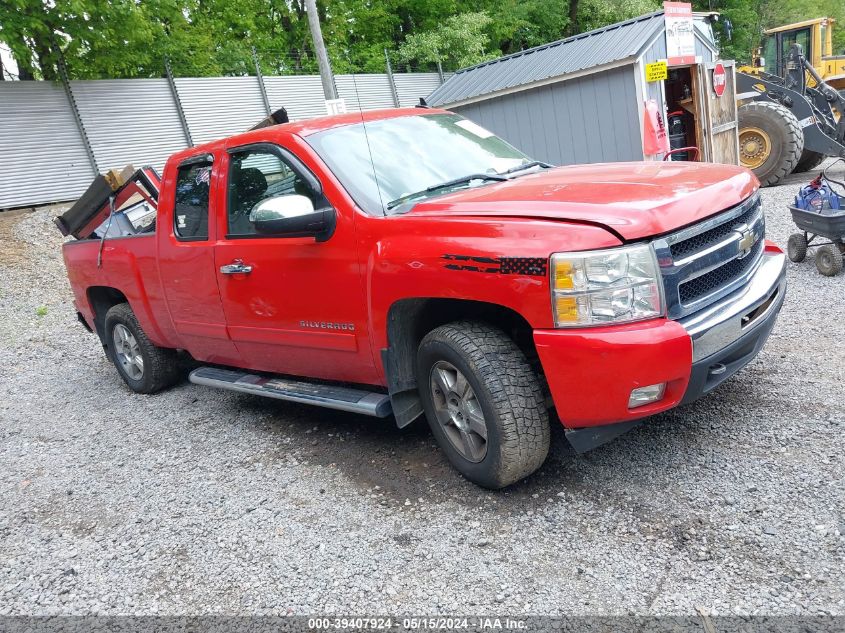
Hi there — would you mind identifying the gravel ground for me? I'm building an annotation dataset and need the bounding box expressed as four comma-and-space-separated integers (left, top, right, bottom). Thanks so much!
1, 162, 843, 618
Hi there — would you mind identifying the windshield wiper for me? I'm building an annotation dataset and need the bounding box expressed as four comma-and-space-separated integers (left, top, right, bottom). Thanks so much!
425, 172, 507, 191
387, 173, 507, 210
500, 160, 552, 175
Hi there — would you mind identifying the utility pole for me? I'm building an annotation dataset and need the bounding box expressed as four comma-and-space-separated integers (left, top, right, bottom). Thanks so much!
384, 49, 400, 107
305, 0, 338, 101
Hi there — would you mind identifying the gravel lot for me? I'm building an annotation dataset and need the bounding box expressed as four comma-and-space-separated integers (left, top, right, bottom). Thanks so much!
1, 163, 843, 618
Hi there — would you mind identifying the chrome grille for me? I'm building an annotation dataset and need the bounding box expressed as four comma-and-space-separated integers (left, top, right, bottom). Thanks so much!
654, 194, 765, 320
678, 239, 764, 304
669, 201, 761, 261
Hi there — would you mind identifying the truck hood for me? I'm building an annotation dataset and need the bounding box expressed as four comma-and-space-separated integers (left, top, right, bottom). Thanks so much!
408, 162, 758, 241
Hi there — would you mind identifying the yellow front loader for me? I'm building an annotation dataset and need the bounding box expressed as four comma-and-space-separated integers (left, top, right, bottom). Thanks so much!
742, 18, 844, 91
733, 18, 845, 184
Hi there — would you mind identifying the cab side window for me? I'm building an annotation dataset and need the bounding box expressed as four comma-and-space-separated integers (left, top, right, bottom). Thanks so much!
227, 148, 319, 237
174, 161, 212, 240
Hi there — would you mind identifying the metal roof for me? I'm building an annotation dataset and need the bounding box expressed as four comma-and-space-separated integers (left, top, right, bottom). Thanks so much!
427, 11, 665, 106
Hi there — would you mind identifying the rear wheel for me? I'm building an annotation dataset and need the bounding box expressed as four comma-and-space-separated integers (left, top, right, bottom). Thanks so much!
417, 321, 550, 489
738, 101, 803, 186
787, 233, 808, 262
104, 303, 181, 393
793, 149, 826, 173
815, 244, 843, 277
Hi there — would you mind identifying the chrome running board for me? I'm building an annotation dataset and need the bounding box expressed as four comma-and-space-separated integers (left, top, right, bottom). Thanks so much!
189, 367, 392, 418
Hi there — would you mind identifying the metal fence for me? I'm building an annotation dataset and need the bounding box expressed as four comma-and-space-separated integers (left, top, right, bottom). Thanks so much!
0, 71, 444, 209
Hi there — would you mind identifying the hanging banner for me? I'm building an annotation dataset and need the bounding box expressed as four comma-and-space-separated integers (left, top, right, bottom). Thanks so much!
664, 1, 696, 66
643, 99, 670, 156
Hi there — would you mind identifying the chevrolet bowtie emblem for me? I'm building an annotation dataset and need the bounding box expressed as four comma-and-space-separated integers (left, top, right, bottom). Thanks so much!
735, 224, 755, 259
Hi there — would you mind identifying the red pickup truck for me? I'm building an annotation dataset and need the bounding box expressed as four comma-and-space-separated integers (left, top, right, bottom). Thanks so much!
58, 107, 786, 488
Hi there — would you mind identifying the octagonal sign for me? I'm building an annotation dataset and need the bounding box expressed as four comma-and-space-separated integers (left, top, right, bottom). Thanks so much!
713, 63, 727, 98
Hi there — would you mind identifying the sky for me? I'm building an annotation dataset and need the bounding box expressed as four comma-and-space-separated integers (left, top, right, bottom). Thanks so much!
1, 42, 20, 80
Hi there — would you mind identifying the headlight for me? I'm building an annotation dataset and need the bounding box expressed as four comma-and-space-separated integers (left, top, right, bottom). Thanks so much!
551, 244, 663, 327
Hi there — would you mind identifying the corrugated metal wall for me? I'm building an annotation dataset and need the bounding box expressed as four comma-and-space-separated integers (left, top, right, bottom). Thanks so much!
454, 65, 642, 166
175, 77, 269, 145
336, 74, 396, 110
394, 73, 447, 106
264, 75, 326, 121
0, 81, 95, 209
0, 72, 443, 209
72, 79, 187, 173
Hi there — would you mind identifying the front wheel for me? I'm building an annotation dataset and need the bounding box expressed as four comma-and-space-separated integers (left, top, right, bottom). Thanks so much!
416, 321, 550, 489
737, 101, 803, 186
104, 303, 181, 393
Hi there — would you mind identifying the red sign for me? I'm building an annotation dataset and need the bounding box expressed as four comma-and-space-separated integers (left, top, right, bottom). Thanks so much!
712, 62, 727, 97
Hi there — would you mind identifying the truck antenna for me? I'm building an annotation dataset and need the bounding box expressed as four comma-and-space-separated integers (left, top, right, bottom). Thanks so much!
97, 195, 116, 268
351, 73, 387, 216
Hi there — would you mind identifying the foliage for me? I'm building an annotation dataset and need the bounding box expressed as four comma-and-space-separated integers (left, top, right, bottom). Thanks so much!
0, 0, 842, 80
397, 12, 495, 69
483, 0, 570, 54
693, 0, 764, 63
695, 0, 845, 63
1, 0, 165, 80
577, 0, 662, 33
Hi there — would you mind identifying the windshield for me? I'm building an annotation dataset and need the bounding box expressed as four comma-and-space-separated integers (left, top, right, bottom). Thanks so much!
305, 113, 533, 215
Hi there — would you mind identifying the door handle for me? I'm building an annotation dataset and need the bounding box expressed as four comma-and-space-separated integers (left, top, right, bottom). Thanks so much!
220, 259, 253, 275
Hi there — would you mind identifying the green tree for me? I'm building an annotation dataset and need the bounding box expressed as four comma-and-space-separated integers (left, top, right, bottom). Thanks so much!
692, 0, 765, 63
0, 0, 167, 80
398, 12, 497, 69
696, 0, 845, 63
7, 0, 839, 81
577, 0, 662, 33
485, 0, 570, 54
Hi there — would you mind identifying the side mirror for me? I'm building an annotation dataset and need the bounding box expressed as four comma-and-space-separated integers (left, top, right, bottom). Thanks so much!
250, 194, 336, 241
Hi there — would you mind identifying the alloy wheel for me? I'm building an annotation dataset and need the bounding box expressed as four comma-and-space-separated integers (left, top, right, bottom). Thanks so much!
429, 361, 488, 462
112, 323, 144, 381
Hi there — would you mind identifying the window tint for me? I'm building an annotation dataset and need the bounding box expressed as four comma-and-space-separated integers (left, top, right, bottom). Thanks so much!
227, 148, 318, 237
174, 162, 212, 240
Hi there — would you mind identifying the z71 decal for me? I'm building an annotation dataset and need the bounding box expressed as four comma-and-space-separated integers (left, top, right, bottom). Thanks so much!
441, 254, 547, 276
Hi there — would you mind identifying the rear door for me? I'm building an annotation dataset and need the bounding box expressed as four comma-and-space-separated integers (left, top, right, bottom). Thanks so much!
698, 61, 740, 164
212, 140, 379, 385
157, 153, 243, 365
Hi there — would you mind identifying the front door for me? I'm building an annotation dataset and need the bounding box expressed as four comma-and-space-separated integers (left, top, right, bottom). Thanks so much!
212, 141, 379, 385
698, 61, 740, 165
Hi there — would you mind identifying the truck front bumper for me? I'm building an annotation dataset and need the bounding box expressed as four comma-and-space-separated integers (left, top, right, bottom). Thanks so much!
533, 245, 787, 436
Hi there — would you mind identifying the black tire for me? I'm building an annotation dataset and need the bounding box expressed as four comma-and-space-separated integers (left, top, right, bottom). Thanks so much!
738, 101, 803, 187
787, 233, 808, 263
793, 149, 826, 173
815, 244, 843, 277
416, 321, 550, 489
104, 303, 181, 393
